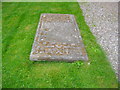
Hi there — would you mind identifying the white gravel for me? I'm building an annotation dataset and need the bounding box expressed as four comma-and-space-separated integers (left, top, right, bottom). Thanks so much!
78, 2, 118, 77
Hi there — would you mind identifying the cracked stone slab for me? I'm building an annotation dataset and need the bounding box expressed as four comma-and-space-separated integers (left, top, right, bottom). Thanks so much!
30, 13, 88, 62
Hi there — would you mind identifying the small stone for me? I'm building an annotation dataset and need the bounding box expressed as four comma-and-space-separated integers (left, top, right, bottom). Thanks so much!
71, 43, 75, 46
48, 55, 51, 57
46, 46, 54, 48
39, 51, 43, 54
70, 57, 72, 59
64, 46, 69, 48
43, 15, 46, 17
41, 38, 44, 41
43, 42, 47, 45
88, 62, 90, 65
55, 45, 62, 48
51, 42, 56, 45
74, 36, 77, 38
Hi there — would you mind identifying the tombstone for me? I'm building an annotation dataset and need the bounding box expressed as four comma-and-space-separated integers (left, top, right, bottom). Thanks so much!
30, 14, 88, 62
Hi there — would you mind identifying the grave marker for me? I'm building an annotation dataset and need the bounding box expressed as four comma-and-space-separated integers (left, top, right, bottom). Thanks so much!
30, 14, 88, 62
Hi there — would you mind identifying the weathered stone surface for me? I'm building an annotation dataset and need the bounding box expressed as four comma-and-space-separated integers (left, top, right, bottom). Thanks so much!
30, 13, 88, 62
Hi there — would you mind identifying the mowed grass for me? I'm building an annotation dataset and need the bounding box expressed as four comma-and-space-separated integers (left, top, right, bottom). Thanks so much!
0, 2, 2, 89
2, 2, 118, 88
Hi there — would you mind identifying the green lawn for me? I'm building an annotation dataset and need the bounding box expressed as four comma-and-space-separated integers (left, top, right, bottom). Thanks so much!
2, 2, 118, 88
0, 2, 2, 89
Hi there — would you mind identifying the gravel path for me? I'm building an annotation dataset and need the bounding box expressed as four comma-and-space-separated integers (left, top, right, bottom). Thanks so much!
78, 2, 118, 78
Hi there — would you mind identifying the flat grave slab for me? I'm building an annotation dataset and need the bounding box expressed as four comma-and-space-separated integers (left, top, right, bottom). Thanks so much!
30, 13, 88, 62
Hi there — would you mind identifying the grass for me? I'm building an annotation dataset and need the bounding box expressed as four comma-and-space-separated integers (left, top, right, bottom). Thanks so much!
0, 2, 2, 89
2, 2, 118, 88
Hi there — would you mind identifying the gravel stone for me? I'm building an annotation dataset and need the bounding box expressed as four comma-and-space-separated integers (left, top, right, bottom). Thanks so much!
79, 2, 118, 78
